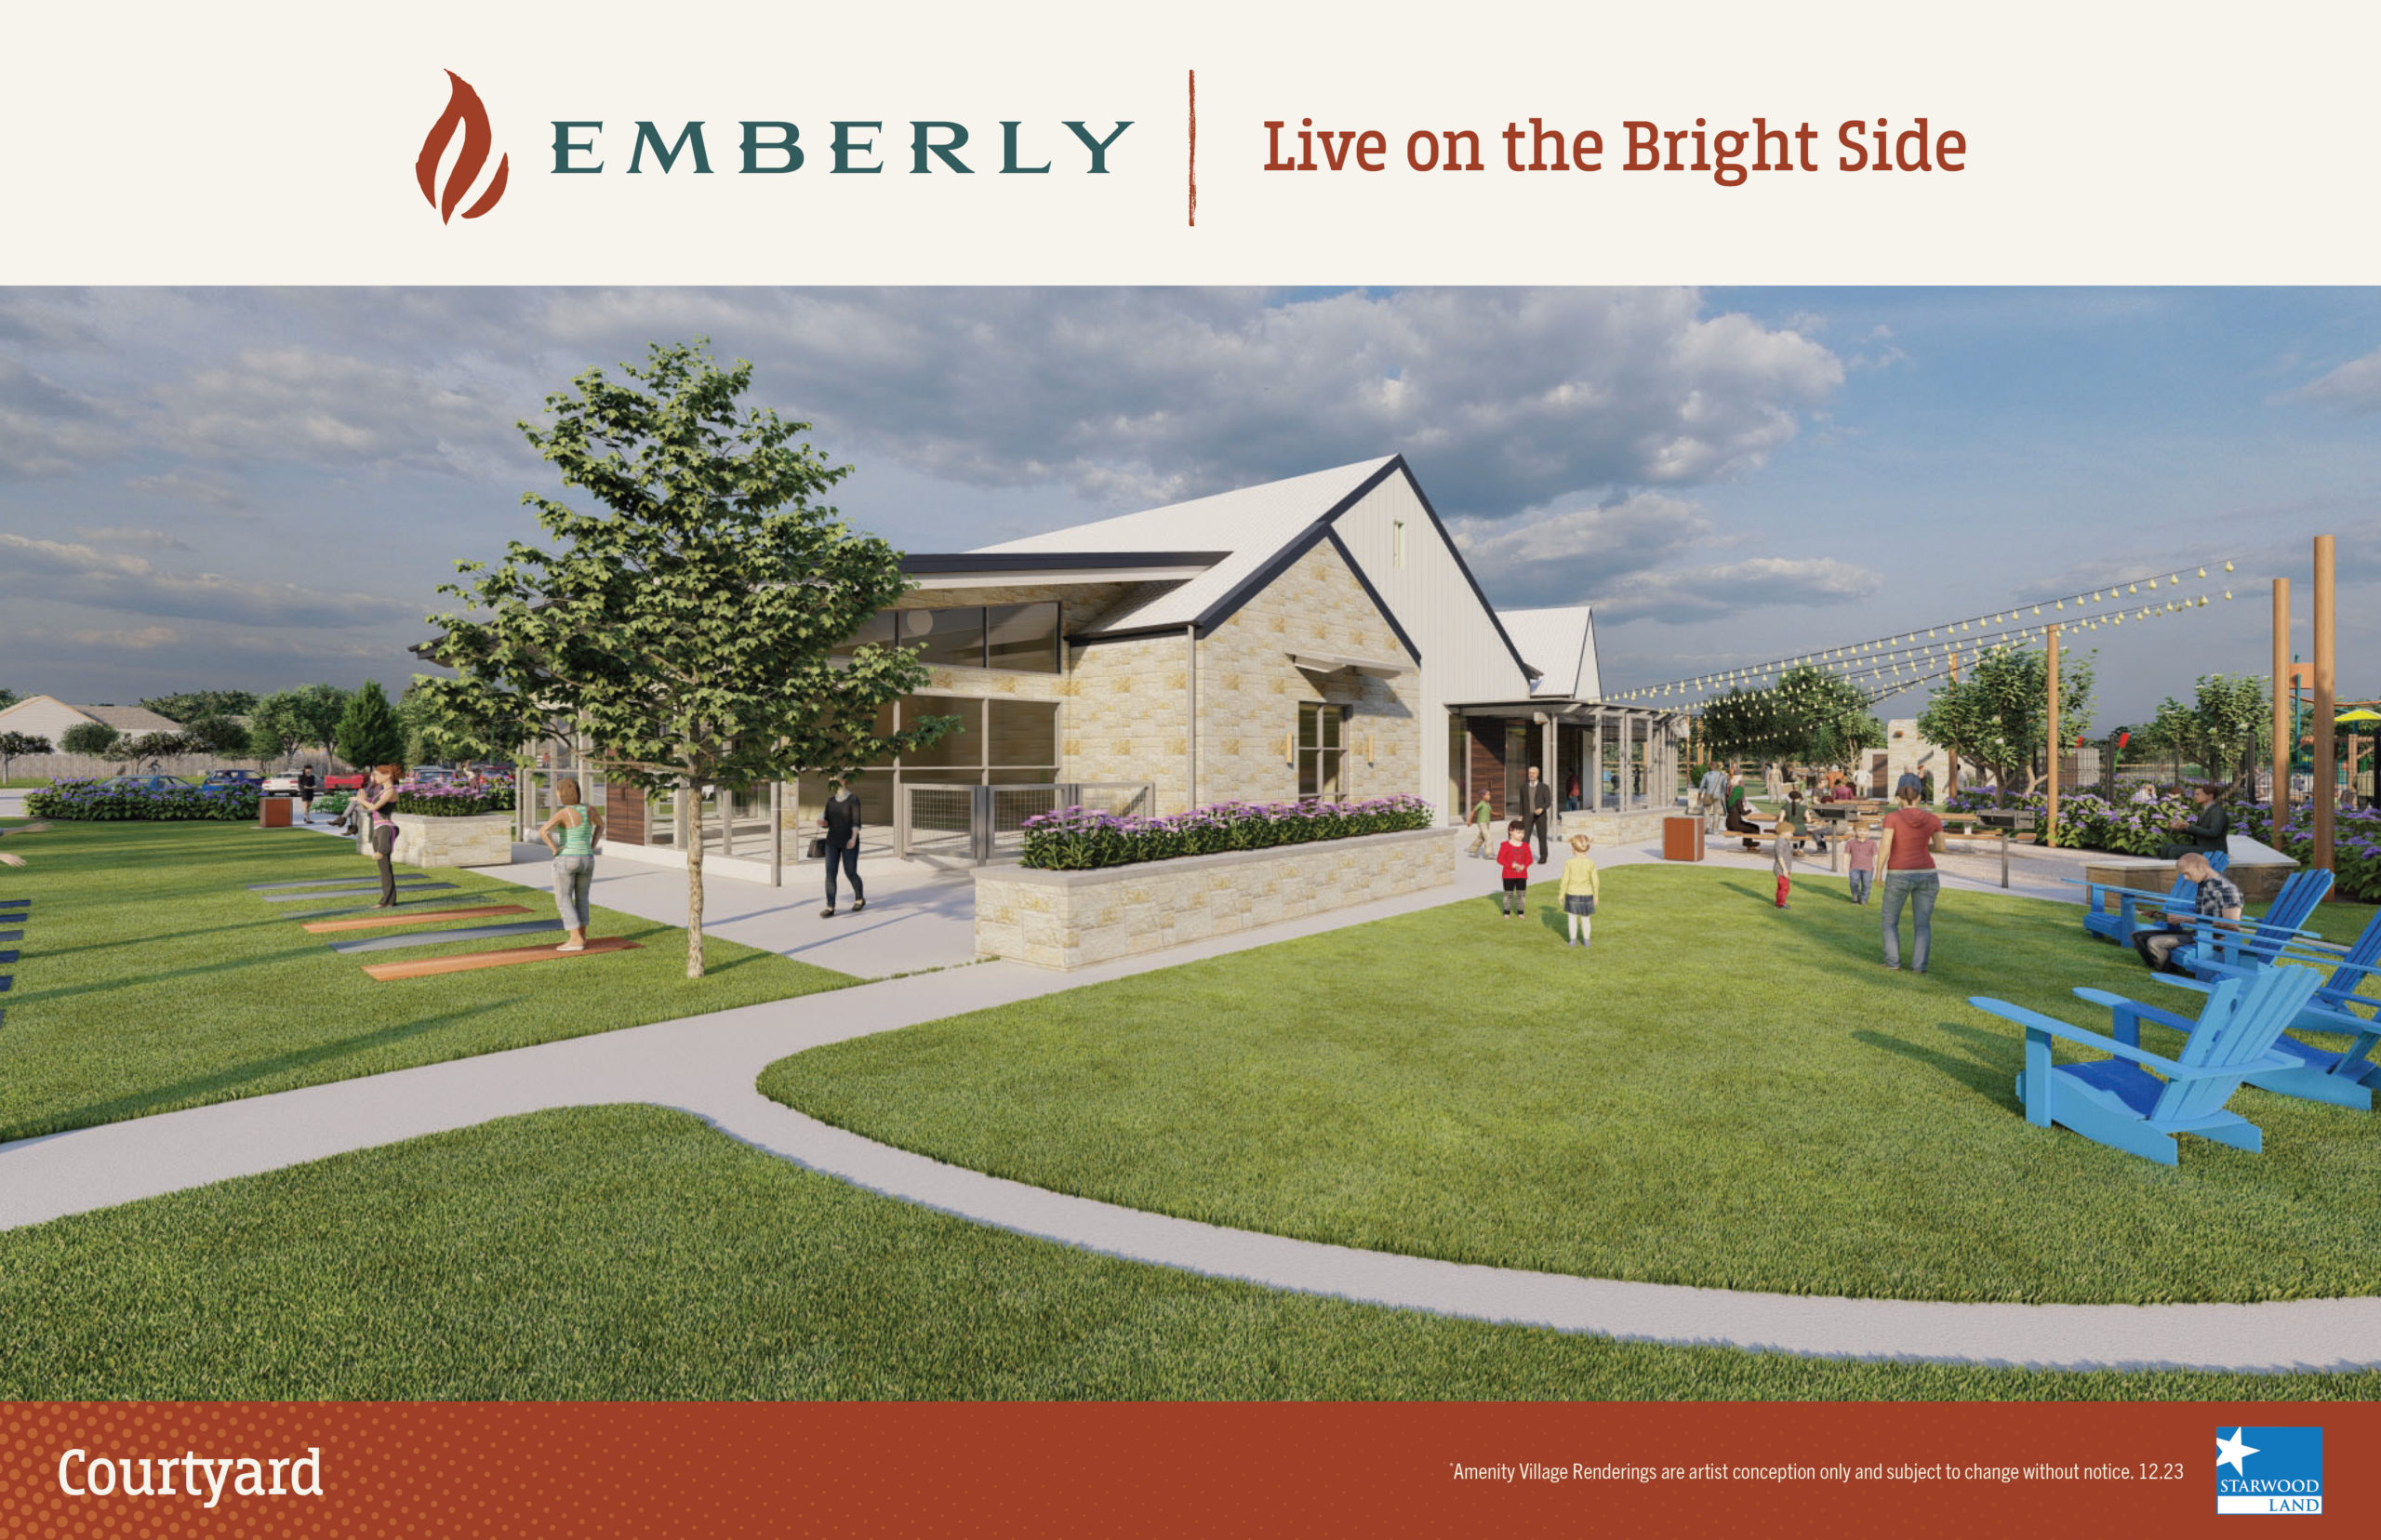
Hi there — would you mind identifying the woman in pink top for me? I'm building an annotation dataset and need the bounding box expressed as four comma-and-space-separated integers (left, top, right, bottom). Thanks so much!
1872, 777, 1942, 972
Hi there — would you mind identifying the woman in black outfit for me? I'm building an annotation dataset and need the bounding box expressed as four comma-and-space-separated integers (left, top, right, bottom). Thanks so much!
362, 764, 403, 907
298, 763, 317, 823
819, 777, 865, 919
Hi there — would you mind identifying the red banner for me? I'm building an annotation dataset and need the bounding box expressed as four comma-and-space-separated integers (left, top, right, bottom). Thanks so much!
5, 1400, 2366, 1537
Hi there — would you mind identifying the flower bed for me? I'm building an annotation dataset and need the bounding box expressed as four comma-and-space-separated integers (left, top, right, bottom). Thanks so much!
391, 784, 516, 817
1944, 787, 2208, 857
25, 779, 259, 823
1019, 794, 1433, 871
2237, 800, 2381, 904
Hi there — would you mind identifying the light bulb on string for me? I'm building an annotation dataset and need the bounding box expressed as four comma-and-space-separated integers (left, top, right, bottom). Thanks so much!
2224, 561, 2233, 572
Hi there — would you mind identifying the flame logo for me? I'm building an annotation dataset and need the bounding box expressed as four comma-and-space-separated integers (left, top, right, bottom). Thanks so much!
416, 70, 510, 222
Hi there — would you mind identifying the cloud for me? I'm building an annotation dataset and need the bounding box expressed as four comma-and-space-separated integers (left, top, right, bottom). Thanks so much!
2292, 347, 2381, 411
68, 625, 180, 650
149, 345, 533, 478
126, 471, 255, 518
1453, 491, 1714, 605
74, 525, 192, 551
0, 532, 418, 628
0, 358, 125, 476
1590, 556, 1885, 625
529, 287, 1846, 519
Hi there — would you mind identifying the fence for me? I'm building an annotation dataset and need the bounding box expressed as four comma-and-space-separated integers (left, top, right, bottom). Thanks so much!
1, 752, 358, 784
897, 781, 1153, 865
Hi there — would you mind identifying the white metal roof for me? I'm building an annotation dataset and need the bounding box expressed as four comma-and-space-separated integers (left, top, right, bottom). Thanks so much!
1496, 605, 1598, 698
974, 457, 1398, 636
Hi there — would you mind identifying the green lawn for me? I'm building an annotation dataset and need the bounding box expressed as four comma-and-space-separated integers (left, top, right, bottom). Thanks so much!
764, 867, 2381, 1307
0, 819, 849, 1141
2, 1105, 2370, 1401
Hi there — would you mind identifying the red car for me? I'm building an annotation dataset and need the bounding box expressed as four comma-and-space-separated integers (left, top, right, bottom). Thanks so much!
324, 769, 368, 791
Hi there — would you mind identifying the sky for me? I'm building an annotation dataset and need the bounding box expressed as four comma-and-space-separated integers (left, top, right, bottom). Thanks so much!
2, 286, 2375, 726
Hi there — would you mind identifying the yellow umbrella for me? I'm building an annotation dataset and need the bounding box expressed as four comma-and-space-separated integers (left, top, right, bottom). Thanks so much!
2336, 708, 2381, 724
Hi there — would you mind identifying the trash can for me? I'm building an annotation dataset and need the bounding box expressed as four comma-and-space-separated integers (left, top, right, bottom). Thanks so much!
1662, 816, 1705, 862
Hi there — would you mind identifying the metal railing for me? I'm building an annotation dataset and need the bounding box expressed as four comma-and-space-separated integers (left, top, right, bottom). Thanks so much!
896, 780, 1153, 864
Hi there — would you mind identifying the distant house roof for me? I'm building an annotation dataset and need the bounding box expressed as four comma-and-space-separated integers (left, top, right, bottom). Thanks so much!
971, 457, 1403, 638
1496, 606, 1601, 700
78, 705, 184, 733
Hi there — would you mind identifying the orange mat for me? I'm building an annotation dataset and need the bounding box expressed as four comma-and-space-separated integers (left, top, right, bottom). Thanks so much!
304, 905, 530, 934
363, 936, 641, 980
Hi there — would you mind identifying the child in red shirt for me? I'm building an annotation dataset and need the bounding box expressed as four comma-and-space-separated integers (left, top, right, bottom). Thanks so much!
1496, 819, 1534, 917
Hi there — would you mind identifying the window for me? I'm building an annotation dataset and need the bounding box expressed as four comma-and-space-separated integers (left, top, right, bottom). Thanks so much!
1392, 519, 1406, 568
1298, 701, 1346, 802
831, 610, 895, 658
892, 695, 1059, 785
986, 602, 1061, 673
900, 607, 986, 670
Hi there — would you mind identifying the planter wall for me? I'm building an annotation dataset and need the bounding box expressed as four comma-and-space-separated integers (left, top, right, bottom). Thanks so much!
391, 812, 514, 870
975, 825, 1454, 971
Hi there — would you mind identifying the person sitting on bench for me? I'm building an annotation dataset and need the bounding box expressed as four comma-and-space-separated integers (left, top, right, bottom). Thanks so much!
2132, 851, 2243, 974
2156, 783, 2230, 861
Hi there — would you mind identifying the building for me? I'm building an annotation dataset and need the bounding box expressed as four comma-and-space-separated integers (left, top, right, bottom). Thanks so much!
0, 696, 183, 744
598, 456, 1689, 877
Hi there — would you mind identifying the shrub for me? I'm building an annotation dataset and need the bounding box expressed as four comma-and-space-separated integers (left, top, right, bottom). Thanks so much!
2237, 801, 2381, 905
1020, 794, 1434, 871
26, 779, 259, 823
389, 784, 516, 817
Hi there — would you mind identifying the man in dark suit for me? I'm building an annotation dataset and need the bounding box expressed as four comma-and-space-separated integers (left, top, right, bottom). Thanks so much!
1523, 763, 1554, 865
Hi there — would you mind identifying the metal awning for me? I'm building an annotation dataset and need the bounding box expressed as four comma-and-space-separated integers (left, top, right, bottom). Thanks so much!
1289, 650, 1408, 678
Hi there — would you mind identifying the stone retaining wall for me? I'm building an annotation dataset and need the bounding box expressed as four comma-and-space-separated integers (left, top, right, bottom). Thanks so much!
392, 812, 515, 870
975, 826, 1455, 970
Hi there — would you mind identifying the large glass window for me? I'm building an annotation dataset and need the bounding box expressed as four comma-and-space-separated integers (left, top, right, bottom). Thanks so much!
987, 602, 1061, 673
900, 607, 986, 670
1298, 701, 1346, 802
987, 698, 1058, 778
831, 610, 895, 658
899, 696, 979, 769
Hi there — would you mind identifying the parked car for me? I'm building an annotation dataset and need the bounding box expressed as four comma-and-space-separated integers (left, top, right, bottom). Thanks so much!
203, 769, 262, 788
262, 771, 299, 793
408, 765, 460, 787
324, 769, 368, 791
94, 775, 187, 793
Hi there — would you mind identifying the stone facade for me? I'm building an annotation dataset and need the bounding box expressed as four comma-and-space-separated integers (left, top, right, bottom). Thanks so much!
1189, 538, 1419, 813
975, 826, 1455, 970
390, 812, 514, 869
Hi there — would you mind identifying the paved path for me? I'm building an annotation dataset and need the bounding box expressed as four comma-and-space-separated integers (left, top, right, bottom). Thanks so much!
6, 833, 2375, 1373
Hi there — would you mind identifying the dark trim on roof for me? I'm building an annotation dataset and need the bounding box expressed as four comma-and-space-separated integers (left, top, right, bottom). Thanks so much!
1383, 456, 1540, 684
904, 551, 1226, 577
1173, 458, 1403, 639
1323, 525, 1422, 666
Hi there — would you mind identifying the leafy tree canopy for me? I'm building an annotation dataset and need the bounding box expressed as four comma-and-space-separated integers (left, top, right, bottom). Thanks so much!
419, 339, 954, 976
59, 722, 121, 759
139, 689, 259, 724
335, 681, 407, 772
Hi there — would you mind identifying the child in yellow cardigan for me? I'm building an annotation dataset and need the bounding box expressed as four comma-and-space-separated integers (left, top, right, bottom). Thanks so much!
1559, 832, 1600, 949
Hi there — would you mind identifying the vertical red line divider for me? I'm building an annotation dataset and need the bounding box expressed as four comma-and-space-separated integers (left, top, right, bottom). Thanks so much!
1188, 69, 1198, 227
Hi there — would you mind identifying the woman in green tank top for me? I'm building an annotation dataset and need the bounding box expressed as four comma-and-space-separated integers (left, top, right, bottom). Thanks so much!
539, 777, 605, 952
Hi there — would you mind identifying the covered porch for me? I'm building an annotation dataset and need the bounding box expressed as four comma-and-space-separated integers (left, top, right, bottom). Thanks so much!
1451, 700, 1691, 827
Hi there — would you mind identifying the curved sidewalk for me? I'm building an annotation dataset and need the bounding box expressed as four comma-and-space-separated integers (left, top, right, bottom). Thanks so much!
4, 852, 2374, 1374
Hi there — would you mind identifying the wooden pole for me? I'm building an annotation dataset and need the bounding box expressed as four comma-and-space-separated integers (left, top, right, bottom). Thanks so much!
2046, 624, 2061, 843
1946, 648, 1961, 795
2272, 578, 2291, 832
2314, 535, 2336, 876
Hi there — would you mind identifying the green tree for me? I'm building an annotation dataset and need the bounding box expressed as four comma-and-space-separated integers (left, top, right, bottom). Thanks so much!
421, 339, 954, 978
286, 683, 351, 760
1696, 687, 1789, 770
335, 681, 407, 772
2147, 673, 2268, 794
121, 731, 190, 771
1769, 665, 1883, 771
0, 685, 18, 710
1921, 644, 2095, 805
0, 731, 50, 780
60, 722, 121, 761
138, 689, 259, 724
181, 714, 252, 758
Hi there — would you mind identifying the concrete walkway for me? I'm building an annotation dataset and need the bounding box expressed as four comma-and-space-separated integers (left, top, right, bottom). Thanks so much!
5, 829, 2375, 1373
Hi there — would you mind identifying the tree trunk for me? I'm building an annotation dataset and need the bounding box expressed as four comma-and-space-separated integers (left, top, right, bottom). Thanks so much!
683, 779, 707, 980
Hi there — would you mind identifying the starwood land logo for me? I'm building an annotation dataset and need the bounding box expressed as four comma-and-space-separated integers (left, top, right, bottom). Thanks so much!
416, 70, 510, 223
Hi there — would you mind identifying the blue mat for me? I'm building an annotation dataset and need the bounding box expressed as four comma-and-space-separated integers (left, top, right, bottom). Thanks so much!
329, 920, 563, 955
259, 883, 455, 903
0, 931, 20, 944
0, 976, 11, 992
0, 951, 15, 965
0, 898, 26, 908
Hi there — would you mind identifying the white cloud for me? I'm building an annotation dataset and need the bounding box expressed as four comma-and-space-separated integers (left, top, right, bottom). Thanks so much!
1591, 556, 1884, 625
0, 532, 418, 628
2292, 347, 2381, 411
149, 345, 531, 478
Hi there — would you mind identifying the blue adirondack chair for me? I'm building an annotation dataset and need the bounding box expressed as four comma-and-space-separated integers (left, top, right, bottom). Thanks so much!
2224, 909, 2381, 1110
1972, 963, 2321, 1165
2075, 852, 2228, 943
2169, 869, 2334, 979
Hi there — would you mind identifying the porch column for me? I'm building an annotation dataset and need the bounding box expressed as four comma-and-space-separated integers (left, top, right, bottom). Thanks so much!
1620, 712, 1635, 813
1590, 708, 1603, 812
